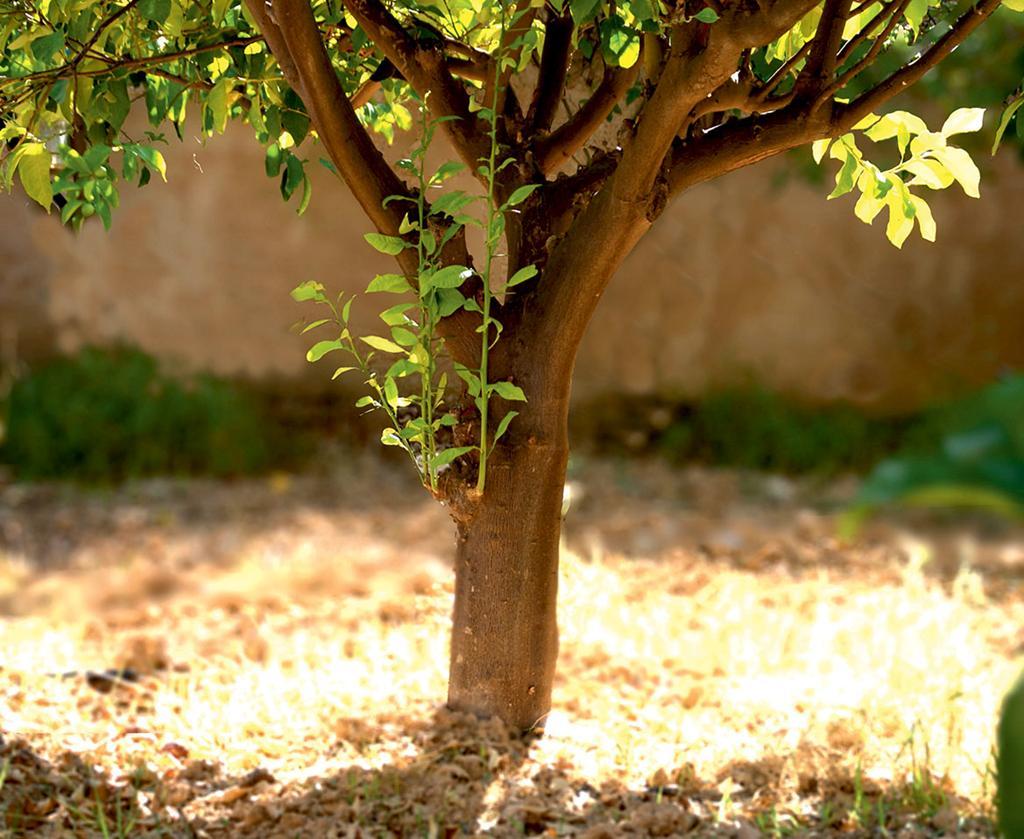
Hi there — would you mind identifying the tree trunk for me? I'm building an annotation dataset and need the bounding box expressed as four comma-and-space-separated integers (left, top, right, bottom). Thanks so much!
447, 384, 570, 731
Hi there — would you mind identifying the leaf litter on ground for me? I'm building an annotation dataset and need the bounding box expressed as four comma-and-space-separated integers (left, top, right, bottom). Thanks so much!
0, 454, 1020, 836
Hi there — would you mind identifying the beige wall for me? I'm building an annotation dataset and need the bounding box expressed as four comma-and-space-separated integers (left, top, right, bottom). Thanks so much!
2, 124, 1023, 412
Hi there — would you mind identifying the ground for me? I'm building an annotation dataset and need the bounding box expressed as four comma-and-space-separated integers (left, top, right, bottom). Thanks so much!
1, 452, 1021, 837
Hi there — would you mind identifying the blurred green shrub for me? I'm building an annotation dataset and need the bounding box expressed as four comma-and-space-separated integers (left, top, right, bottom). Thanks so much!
0, 347, 291, 482
999, 670, 1024, 838
655, 387, 909, 475
845, 376, 1024, 530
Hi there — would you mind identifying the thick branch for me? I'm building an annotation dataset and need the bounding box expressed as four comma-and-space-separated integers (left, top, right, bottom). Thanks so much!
616, 0, 822, 205
249, 0, 410, 246
836, 0, 1004, 126
667, 107, 830, 197
793, 0, 854, 100
533, 62, 640, 175
342, 0, 490, 169
822, 0, 912, 102
527, 9, 573, 133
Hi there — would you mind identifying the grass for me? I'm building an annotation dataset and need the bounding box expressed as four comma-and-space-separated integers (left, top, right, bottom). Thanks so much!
0, 347, 302, 482
0, 462, 1021, 836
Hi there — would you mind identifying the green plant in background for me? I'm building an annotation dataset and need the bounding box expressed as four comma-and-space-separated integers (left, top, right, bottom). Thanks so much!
998, 670, 1024, 838
843, 375, 1024, 531
654, 387, 907, 475
0, 347, 283, 482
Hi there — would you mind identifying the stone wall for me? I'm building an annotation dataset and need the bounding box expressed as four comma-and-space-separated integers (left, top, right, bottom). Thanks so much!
2, 124, 1022, 412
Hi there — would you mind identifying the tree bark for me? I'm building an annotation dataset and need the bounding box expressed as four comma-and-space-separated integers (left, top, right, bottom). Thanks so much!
447, 380, 571, 731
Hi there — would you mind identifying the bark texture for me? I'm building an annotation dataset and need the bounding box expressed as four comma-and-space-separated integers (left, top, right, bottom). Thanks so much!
447, 389, 571, 731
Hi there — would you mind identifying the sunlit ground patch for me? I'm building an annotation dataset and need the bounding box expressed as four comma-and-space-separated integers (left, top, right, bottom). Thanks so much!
0, 468, 1020, 836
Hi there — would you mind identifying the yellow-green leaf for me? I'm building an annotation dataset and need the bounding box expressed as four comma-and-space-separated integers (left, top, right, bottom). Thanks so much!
885, 183, 914, 248
910, 195, 936, 242
17, 143, 52, 211
361, 335, 404, 353
929, 146, 981, 198
941, 107, 985, 138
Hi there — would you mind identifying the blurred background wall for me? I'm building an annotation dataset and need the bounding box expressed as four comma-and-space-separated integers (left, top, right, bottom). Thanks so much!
2, 123, 1022, 413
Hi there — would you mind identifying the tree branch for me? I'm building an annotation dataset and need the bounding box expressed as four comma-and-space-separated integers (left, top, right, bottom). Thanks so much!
667, 106, 829, 197
248, 0, 411, 246
836, 0, 1004, 127
527, 8, 573, 133
532, 61, 640, 176
821, 0, 912, 103
752, 40, 814, 104
793, 0, 853, 100
341, 0, 490, 170
242, 0, 306, 99
834, 0, 901, 66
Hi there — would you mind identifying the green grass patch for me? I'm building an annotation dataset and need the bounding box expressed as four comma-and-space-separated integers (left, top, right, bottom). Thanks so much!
0, 347, 301, 483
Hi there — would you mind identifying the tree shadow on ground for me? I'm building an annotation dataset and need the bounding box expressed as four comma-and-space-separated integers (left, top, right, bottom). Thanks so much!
2, 710, 1001, 838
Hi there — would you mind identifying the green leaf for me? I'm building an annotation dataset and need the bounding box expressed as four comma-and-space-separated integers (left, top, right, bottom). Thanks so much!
139, 0, 171, 24
331, 366, 356, 380
426, 264, 471, 290
503, 184, 539, 209
941, 107, 985, 138
364, 232, 407, 255
265, 144, 283, 178
301, 319, 331, 333
570, 0, 602, 24
380, 427, 405, 447
306, 339, 344, 362
16, 144, 52, 211
355, 395, 377, 408
367, 273, 412, 294
506, 265, 538, 288
454, 363, 481, 397
435, 288, 467, 317
391, 326, 418, 346
694, 8, 720, 23
431, 191, 477, 216
361, 335, 405, 353
493, 410, 518, 444
992, 98, 1024, 155
904, 0, 928, 37
291, 281, 326, 302
212, 0, 232, 24
379, 303, 415, 326
384, 377, 399, 408
133, 146, 168, 182
430, 161, 466, 185
828, 153, 859, 199
31, 31, 64, 63
490, 381, 527, 402
205, 78, 230, 134
431, 446, 475, 468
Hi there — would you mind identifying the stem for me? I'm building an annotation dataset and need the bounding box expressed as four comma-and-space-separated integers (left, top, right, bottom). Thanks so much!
415, 102, 439, 493
475, 5, 505, 495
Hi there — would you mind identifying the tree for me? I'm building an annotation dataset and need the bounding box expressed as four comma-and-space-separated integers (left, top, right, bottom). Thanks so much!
1, 0, 1018, 731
